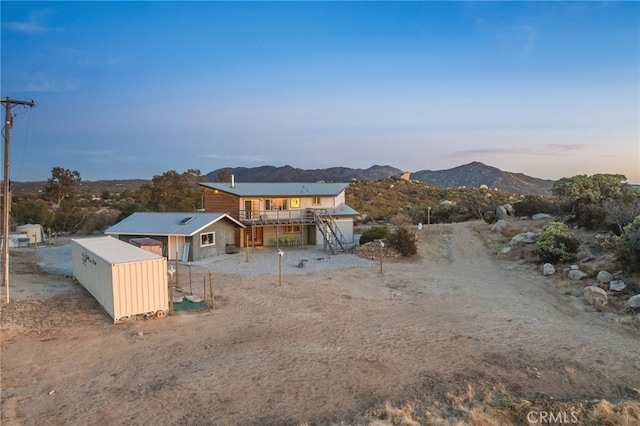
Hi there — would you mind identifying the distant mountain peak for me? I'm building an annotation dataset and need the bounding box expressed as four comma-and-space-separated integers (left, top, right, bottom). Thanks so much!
411, 163, 553, 194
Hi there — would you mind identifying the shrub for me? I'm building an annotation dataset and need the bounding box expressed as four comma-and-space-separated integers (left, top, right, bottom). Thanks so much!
616, 215, 640, 272
514, 195, 555, 217
534, 222, 579, 263
359, 226, 389, 245
386, 226, 418, 257
576, 202, 607, 229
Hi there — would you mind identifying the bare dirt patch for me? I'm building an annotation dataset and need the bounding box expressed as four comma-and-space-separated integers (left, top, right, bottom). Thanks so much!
2, 222, 639, 425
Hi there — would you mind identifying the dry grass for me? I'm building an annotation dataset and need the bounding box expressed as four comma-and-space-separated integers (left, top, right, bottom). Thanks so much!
464, 408, 503, 426
499, 223, 519, 239
357, 382, 640, 426
580, 256, 616, 278
382, 401, 420, 426
446, 384, 476, 406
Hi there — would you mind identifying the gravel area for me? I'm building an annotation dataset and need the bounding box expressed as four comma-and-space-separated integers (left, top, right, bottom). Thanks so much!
34, 243, 375, 277
187, 246, 375, 275
36, 244, 73, 276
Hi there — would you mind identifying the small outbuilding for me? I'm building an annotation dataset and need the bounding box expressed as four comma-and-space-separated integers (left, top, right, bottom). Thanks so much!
105, 212, 245, 261
72, 236, 168, 323
16, 224, 44, 244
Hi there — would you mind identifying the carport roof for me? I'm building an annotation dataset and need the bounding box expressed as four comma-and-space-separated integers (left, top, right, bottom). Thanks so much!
105, 212, 244, 237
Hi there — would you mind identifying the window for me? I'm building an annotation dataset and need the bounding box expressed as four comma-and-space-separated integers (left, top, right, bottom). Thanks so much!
200, 232, 215, 247
265, 198, 289, 210
312, 196, 321, 206
284, 225, 301, 234
290, 198, 300, 208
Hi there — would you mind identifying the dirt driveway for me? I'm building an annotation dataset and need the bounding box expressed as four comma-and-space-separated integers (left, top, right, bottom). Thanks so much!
1, 221, 639, 425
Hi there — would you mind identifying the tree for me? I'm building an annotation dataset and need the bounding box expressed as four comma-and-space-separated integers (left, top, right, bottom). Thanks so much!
459, 190, 492, 220
52, 197, 86, 233
12, 198, 54, 227
215, 169, 230, 183
139, 169, 205, 212
115, 201, 147, 222
552, 174, 639, 229
43, 167, 81, 209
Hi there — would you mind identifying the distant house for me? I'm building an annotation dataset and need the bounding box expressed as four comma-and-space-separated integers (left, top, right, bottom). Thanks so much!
200, 179, 359, 253
105, 212, 245, 261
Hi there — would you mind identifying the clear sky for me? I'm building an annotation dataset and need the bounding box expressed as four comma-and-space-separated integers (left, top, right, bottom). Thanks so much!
1, 1, 639, 183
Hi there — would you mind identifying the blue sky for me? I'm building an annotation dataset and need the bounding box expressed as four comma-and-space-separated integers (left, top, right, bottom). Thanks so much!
1, 1, 639, 183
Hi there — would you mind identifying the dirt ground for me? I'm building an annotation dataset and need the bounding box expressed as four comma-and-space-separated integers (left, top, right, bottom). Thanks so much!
1, 221, 639, 425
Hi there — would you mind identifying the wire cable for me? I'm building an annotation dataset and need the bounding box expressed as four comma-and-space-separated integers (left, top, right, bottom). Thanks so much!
16, 107, 33, 181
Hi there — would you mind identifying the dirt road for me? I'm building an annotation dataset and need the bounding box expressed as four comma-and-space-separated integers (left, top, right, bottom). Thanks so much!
1, 221, 639, 425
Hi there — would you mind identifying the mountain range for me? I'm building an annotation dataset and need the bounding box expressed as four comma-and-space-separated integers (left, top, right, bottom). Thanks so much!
12, 162, 555, 196
204, 162, 555, 195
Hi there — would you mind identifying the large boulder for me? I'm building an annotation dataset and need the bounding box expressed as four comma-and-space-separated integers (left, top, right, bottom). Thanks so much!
584, 286, 608, 307
509, 232, 538, 246
568, 269, 588, 281
543, 263, 556, 276
596, 270, 614, 284
628, 294, 640, 310
496, 205, 509, 219
503, 204, 514, 216
490, 219, 509, 232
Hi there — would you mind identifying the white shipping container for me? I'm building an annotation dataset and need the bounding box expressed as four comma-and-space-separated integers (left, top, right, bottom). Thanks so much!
72, 236, 168, 323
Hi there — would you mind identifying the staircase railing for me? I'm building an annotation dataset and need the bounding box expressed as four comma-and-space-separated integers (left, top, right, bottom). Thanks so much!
312, 209, 347, 254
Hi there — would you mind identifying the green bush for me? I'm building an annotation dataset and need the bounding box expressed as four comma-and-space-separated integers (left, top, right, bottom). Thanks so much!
616, 215, 640, 272
359, 226, 389, 245
386, 226, 418, 257
534, 222, 579, 263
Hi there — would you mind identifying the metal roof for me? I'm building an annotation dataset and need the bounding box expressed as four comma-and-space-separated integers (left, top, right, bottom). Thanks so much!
105, 212, 244, 237
200, 182, 349, 197
72, 236, 163, 264
327, 203, 360, 217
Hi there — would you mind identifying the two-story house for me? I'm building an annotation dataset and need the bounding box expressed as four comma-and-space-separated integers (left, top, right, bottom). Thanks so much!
200, 179, 359, 253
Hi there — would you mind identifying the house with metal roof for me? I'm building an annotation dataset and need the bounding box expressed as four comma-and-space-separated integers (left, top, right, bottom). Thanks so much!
200, 178, 359, 253
104, 212, 245, 261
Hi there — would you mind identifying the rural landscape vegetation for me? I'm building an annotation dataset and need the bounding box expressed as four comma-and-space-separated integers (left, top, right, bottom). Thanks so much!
2, 161, 640, 425
2, 1, 638, 424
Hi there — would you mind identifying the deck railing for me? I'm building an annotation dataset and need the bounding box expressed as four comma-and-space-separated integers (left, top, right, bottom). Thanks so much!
239, 209, 316, 225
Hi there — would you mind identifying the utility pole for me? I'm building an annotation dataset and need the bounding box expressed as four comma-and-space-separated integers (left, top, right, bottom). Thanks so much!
1, 97, 36, 303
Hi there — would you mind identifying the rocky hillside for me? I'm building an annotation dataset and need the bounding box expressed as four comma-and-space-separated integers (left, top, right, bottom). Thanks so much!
411, 162, 554, 195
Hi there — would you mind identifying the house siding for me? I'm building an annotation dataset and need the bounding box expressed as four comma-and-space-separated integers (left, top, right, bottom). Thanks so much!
191, 220, 238, 259
204, 189, 239, 217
